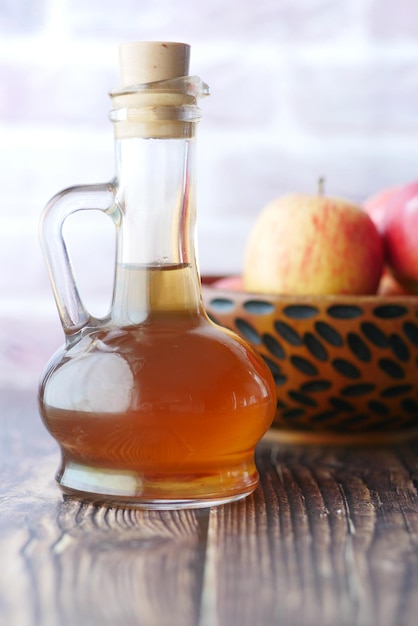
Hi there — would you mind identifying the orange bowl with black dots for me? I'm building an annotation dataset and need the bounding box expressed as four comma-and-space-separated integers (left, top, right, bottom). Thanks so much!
202, 282, 418, 445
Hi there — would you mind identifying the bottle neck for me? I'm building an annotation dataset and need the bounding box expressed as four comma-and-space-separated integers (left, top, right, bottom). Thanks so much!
114, 134, 197, 267
110, 132, 203, 324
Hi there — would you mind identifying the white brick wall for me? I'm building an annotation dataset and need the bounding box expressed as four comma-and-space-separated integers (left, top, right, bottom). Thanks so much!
1, 0, 418, 388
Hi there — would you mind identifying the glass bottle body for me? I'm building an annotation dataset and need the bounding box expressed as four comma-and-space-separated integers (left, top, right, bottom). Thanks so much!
39, 306, 274, 506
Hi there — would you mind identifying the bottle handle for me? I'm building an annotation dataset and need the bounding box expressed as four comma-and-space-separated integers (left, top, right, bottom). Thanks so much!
39, 182, 116, 334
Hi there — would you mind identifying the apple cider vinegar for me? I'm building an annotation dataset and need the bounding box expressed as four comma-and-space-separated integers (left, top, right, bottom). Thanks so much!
38, 42, 276, 508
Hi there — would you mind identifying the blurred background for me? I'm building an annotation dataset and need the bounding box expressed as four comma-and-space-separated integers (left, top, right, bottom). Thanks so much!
1, 0, 418, 390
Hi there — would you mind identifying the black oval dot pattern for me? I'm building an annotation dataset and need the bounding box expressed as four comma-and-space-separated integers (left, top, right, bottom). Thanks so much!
205, 293, 418, 433
283, 304, 319, 319
361, 322, 388, 347
263, 333, 286, 359
374, 304, 408, 319
243, 299, 275, 314
300, 380, 331, 393
404, 322, 418, 346
235, 318, 262, 345
341, 383, 376, 397
261, 355, 286, 386
274, 321, 302, 346
290, 355, 318, 376
381, 384, 413, 398
327, 304, 363, 319
347, 332, 371, 362
288, 390, 318, 407
209, 297, 235, 313
368, 400, 390, 415
332, 358, 361, 379
305, 332, 328, 361
315, 321, 343, 347
388, 334, 410, 362
329, 397, 355, 412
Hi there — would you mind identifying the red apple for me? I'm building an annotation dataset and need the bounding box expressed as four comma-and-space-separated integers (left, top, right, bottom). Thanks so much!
376, 181, 418, 293
363, 185, 399, 234
243, 193, 384, 296
211, 276, 244, 290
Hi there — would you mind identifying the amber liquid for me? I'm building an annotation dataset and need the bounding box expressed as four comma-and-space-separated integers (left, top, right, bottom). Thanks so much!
39, 264, 276, 508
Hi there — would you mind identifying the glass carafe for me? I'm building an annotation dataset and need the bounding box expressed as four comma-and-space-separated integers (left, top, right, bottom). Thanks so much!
38, 42, 276, 509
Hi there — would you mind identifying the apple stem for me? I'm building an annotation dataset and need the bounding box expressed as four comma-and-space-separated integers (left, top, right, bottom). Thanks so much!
318, 177, 325, 196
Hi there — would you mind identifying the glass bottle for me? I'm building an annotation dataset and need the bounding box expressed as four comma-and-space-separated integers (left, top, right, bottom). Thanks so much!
38, 42, 276, 509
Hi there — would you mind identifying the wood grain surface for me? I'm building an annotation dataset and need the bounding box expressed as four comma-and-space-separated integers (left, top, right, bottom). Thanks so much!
2, 389, 418, 626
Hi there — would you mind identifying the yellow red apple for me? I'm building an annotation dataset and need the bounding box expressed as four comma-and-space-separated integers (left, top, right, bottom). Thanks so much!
243, 193, 384, 296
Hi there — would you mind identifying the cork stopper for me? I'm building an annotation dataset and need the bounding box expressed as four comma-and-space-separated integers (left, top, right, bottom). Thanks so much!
111, 41, 205, 139
119, 41, 190, 87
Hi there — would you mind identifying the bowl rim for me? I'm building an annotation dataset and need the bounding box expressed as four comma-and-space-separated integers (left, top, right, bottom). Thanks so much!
202, 282, 418, 305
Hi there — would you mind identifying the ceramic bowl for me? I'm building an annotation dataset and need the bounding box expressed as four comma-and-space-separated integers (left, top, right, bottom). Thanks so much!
202, 283, 418, 444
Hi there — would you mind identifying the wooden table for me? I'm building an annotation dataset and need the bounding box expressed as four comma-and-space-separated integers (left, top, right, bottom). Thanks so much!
2, 388, 418, 626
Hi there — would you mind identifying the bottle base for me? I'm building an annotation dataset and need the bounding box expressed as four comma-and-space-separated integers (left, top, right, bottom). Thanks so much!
56, 459, 258, 510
